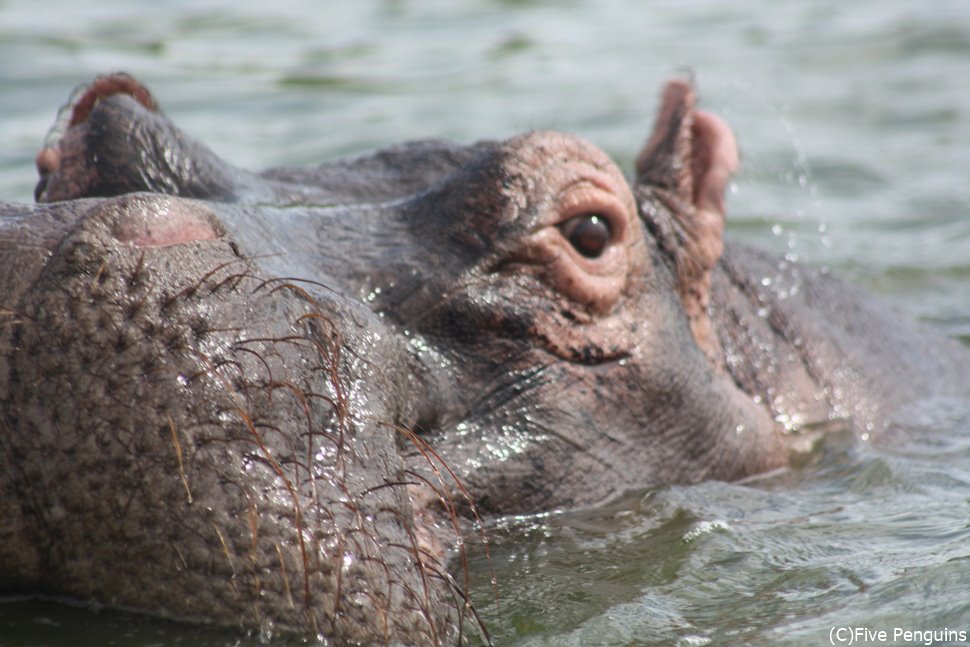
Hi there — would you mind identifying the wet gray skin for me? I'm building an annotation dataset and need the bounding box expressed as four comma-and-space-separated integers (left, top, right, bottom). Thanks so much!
2, 74, 968, 645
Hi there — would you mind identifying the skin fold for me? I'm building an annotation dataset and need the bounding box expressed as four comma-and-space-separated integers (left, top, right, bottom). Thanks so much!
1, 73, 967, 645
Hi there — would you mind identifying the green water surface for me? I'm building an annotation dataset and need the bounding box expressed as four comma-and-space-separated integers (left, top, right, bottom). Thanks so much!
1, 1, 968, 645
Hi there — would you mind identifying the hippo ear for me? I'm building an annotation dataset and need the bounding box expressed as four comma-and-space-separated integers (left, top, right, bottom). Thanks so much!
35, 73, 240, 203
634, 79, 738, 365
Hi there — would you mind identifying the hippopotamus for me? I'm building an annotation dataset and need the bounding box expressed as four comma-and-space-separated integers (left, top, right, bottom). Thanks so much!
1, 73, 967, 645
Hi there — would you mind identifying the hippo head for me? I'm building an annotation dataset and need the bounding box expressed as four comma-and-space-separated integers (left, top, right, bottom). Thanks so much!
3, 74, 786, 643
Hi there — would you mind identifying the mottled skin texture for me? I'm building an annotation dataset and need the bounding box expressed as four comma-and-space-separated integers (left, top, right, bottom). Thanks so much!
2, 74, 968, 645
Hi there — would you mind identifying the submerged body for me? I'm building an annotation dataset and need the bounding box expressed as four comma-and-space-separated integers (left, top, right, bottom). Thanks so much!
0, 74, 966, 645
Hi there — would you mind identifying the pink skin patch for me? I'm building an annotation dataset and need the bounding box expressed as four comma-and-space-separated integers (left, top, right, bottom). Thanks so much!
35, 147, 61, 177
109, 195, 220, 248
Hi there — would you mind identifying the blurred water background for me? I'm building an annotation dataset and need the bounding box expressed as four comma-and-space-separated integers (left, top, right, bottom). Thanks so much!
1, 1, 968, 645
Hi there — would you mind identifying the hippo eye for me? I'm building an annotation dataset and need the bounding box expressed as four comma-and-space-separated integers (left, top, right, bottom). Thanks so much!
559, 214, 612, 259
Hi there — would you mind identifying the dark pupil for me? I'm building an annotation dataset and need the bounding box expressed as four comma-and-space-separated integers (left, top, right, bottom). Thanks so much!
563, 214, 611, 258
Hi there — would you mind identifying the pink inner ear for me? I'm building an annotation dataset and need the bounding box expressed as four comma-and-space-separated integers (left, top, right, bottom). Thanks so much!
691, 110, 739, 219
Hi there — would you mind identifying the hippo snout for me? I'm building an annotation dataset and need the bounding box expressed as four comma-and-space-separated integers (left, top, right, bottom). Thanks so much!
0, 191, 467, 644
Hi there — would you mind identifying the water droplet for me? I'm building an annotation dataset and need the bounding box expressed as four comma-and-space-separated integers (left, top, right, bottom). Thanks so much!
774, 411, 803, 432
